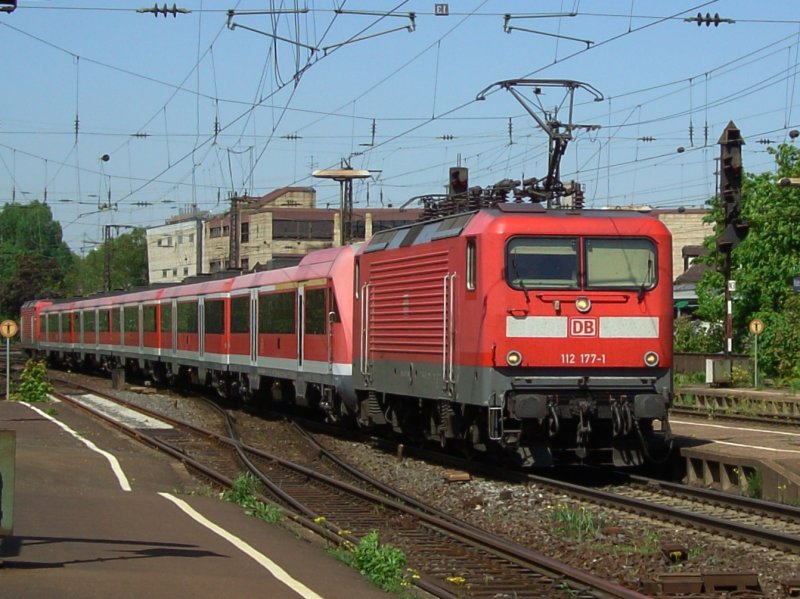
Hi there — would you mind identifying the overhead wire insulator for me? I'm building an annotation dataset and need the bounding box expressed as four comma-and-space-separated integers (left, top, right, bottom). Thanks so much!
137, 3, 191, 18
684, 12, 734, 27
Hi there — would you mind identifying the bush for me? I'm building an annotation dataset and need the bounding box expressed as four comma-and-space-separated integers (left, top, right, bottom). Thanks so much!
674, 315, 723, 353
12, 359, 53, 402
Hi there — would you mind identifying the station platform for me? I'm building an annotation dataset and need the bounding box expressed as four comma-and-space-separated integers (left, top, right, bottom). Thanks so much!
670, 409, 800, 502
0, 399, 392, 599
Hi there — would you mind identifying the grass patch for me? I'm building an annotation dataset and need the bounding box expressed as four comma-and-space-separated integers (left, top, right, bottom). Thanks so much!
549, 503, 604, 541
331, 531, 412, 594
610, 529, 661, 557
743, 469, 763, 499
223, 472, 284, 523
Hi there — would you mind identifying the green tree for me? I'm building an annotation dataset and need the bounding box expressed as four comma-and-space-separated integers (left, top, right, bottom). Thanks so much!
68, 228, 148, 295
695, 143, 800, 380
0, 201, 76, 318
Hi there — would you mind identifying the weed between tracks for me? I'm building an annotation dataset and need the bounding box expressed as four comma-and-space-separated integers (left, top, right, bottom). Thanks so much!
330, 530, 415, 595
550, 503, 605, 541
223, 472, 284, 523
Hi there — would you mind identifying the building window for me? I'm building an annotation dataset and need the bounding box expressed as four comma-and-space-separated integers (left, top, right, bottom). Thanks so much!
162, 269, 168, 278
166, 236, 172, 246
222, 225, 230, 236
183, 267, 189, 275
273, 219, 334, 240
241, 222, 249, 243
157, 239, 163, 246
189, 233, 194, 243
210, 260, 222, 272
178, 234, 183, 244
210, 226, 221, 238
241, 257, 249, 271
172, 268, 177, 276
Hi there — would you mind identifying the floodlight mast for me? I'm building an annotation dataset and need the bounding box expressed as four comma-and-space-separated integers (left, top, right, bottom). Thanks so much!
477, 79, 603, 208
312, 167, 371, 245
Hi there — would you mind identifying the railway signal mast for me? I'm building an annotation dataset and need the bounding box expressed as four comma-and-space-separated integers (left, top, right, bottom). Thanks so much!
716, 121, 748, 356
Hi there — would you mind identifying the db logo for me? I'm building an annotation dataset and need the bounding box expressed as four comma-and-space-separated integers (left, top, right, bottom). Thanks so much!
569, 318, 597, 337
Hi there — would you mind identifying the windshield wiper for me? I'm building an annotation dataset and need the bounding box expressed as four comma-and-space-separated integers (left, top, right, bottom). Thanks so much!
511, 252, 531, 304
637, 258, 653, 302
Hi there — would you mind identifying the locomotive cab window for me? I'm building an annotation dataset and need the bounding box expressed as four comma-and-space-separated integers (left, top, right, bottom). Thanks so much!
585, 238, 656, 290
506, 237, 579, 290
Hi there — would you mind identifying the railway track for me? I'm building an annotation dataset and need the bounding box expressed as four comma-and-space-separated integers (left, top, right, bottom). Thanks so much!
537, 470, 800, 554
389, 437, 800, 555
48, 382, 648, 599
44, 370, 800, 596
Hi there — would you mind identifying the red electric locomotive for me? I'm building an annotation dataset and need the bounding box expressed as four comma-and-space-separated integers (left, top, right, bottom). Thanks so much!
350, 204, 673, 466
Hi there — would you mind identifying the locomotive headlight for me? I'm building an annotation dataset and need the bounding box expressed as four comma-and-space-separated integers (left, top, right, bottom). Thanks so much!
506, 350, 523, 367
644, 351, 660, 367
575, 297, 591, 313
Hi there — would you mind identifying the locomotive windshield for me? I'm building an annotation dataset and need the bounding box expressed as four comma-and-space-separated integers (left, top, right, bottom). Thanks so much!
506, 236, 656, 290
507, 237, 579, 289
585, 237, 656, 289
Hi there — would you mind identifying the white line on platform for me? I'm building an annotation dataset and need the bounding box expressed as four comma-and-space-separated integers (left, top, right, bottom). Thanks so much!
672, 418, 800, 438
712, 440, 800, 454
673, 419, 800, 454
158, 493, 325, 599
25, 403, 132, 492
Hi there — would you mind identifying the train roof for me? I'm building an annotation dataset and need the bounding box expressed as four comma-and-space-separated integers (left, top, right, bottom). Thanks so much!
359, 205, 669, 255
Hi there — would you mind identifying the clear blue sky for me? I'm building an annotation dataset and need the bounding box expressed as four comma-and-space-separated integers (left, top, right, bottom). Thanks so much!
1, 1, 799, 253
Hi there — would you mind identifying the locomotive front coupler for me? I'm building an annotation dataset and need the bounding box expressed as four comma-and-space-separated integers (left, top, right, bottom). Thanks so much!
575, 400, 592, 459
610, 396, 634, 438
547, 400, 560, 438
